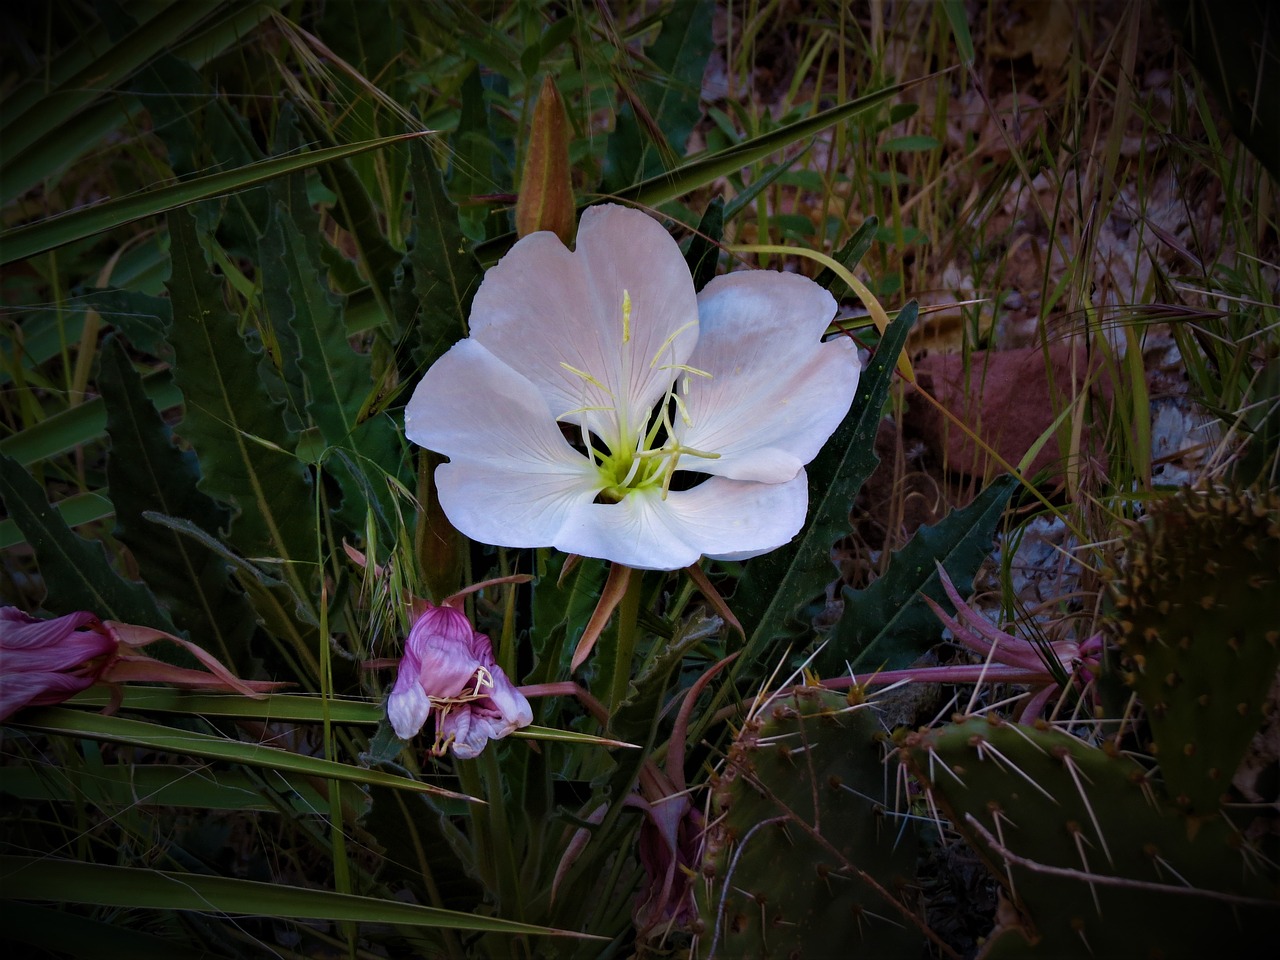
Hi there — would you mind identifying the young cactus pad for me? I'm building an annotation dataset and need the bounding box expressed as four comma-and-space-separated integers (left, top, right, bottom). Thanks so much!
897, 715, 1278, 958
695, 688, 922, 959
1108, 486, 1280, 815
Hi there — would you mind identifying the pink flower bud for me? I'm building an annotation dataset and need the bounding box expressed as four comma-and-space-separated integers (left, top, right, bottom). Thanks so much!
0, 608, 116, 720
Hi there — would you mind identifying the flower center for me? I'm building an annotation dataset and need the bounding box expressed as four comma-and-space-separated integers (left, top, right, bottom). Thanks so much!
559, 290, 718, 503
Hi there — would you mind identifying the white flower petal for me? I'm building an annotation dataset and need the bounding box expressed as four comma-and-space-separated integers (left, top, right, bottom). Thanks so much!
677, 272, 858, 483
466, 205, 698, 444
667, 473, 810, 561
553, 473, 809, 569
574, 205, 700, 433
554, 488, 702, 570
406, 339, 601, 548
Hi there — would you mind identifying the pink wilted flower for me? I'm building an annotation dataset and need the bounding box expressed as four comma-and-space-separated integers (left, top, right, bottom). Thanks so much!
387, 603, 532, 760
0, 607, 283, 721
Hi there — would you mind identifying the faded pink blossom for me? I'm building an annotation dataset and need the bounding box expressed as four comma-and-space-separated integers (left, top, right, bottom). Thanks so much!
0, 607, 282, 721
387, 604, 532, 759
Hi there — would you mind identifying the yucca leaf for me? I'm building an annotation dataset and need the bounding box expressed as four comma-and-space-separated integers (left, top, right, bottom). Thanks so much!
0, 491, 111, 551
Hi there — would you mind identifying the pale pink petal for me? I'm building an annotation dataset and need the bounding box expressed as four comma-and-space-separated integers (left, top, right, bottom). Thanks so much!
465, 204, 698, 442
554, 487, 705, 571
388, 678, 432, 740
484, 665, 533, 734
406, 339, 602, 548
441, 705, 501, 760
573, 205, 701, 434
406, 606, 485, 698
678, 272, 858, 482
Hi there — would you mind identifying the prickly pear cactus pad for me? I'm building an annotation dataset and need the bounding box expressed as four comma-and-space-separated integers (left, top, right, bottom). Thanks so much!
695, 688, 922, 959
897, 716, 1279, 958
1108, 486, 1280, 816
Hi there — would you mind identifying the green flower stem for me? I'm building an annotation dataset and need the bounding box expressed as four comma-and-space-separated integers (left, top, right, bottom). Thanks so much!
478, 747, 526, 924
607, 566, 643, 718
456, 762, 494, 890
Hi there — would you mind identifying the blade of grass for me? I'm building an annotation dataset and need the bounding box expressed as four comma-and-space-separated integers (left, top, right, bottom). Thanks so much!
9, 706, 477, 803
0, 855, 604, 939
0, 131, 432, 266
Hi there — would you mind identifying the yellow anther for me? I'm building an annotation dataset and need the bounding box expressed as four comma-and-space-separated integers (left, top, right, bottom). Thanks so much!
655, 362, 713, 379
650, 320, 697, 368
622, 289, 632, 343
559, 362, 609, 391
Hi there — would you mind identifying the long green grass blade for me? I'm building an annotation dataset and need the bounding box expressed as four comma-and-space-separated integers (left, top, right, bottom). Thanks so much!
0, 131, 430, 265
65, 689, 637, 748
0, 855, 603, 939
7, 706, 475, 802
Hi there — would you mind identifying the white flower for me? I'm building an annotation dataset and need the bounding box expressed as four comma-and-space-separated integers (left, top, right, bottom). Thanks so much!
406, 204, 859, 571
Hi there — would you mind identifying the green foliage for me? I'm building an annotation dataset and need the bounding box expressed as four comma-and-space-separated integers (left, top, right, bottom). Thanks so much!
605, 0, 715, 188
697, 688, 922, 958
0, 451, 177, 630
819, 473, 1017, 675
165, 207, 318, 582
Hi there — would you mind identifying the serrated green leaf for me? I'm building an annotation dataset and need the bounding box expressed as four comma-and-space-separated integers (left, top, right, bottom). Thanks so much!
0, 855, 601, 939
821, 473, 1017, 675
0, 451, 176, 629
79, 287, 173, 359
98, 334, 254, 669
165, 207, 317, 581
0, 491, 112, 551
